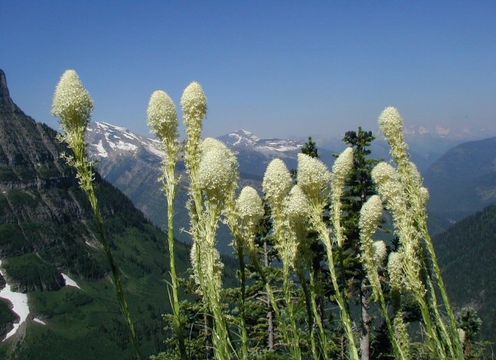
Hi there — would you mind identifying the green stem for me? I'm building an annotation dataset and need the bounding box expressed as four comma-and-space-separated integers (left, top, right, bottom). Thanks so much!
297, 268, 318, 359
309, 270, 331, 360
88, 185, 142, 360
317, 221, 360, 360
422, 225, 464, 360
374, 278, 409, 360
69, 138, 142, 360
236, 241, 249, 360
283, 264, 302, 360
166, 179, 187, 359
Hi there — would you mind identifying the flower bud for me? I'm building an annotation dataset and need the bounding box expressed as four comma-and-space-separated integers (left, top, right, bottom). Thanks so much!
359, 195, 383, 240
198, 138, 238, 202
263, 159, 292, 207
297, 153, 331, 201
147, 90, 178, 143
332, 147, 354, 186
388, 251, 404, 291
52, 69, 93, 131
236, 186, 264, 225
284, 185, 311, 222
373, 240, 387, 265
379, 106, 409, 165
181, 81, 207, 129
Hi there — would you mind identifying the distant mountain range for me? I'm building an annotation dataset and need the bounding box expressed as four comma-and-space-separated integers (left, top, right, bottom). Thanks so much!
85, 122, 309, 254
435, 203, 496, 342
424, 136, 496, 223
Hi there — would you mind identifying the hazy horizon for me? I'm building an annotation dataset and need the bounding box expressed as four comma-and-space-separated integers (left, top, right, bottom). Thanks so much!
1, 1, 495, 139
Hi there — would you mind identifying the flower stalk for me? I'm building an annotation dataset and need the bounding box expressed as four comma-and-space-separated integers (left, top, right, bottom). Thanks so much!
147, 90, 186, 358
52, 70, 141, 360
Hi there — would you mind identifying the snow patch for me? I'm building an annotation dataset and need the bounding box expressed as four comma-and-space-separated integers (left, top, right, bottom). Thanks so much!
61, 273, 81, 289
146, 144, 165, 158
116, 141, 137, 152
94, 140, 108, 158
0, 260, 30, 342
85, 240, 98, 249
33, 317, 46, 325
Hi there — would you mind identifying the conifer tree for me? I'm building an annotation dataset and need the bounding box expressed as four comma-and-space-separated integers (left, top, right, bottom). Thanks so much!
339, 127, 378, 360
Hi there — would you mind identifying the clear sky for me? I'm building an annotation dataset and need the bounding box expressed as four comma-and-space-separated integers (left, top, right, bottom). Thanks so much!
1, 0, 495, 139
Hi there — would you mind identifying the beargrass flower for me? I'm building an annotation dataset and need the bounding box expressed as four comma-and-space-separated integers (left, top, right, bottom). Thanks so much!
198, 138, 238, 203
379, 107, 409, 165
181, 81, 207, 129
285, 185, 311, 223
52, 69, 94, 132
147, 90, 179, 144
181, 81, 207, 177
371, 162, 405, 217
236, 186, 264, 226
263, 159, 292, 207
297, 153, 331, 201
388, 251, 404, 291
332, 147, 354, 187
359, 195, 383, 240
373, 240, 387, 265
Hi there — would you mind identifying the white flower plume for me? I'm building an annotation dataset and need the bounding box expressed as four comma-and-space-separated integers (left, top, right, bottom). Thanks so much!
379, 106, 409, 165
52, 69, 94, 131
332, 147, 354, 186
284, 184, 311, 222
359, 195, 383, 240
236, 186, 264, 225
297, 153, 331, 201
198, 138, 238, 202
263, 159, 292, 207
181, 81, 207, 128
147, 90, 178, 143
373, 240, 387, 265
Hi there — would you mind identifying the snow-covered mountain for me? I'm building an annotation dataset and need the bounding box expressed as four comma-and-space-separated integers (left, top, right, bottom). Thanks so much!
86, 122, 311, 177
218, 129, 302, 154
87, 121, 164, 160
86, 122, 310, 253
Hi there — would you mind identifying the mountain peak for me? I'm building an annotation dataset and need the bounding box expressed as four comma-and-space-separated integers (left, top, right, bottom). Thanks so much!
0, 69, 20, 113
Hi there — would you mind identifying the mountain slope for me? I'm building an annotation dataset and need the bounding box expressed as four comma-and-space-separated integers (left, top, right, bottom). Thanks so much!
0, 69, 191, 359
435, 204, 496, 342
424, 137, 496, 222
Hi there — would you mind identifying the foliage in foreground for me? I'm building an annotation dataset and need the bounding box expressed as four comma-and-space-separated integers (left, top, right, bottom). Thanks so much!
52, 69, 487, 359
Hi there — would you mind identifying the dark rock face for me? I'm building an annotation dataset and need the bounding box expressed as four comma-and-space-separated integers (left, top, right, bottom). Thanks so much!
0, 69, 20, 114
0, 70, 190, 358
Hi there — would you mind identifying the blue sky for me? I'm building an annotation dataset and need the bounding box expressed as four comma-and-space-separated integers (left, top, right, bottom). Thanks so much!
1, 0, 495, 139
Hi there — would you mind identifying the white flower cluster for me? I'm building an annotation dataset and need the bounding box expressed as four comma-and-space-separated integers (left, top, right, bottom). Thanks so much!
373, 240, 387, 265
198, 138, 238, 203
181, 81, 207, 129
263, 159, 292, 207
387, 251, 405, 291
284, 185, 311, 223
147, 90, 178, 144
379, 107, 409, 165
297, 154, 331, 201
236, 186, 264, 229
371, 162, 405, 216
332, 147, 354, 187
359, 195, 383, 240
52, 70, 94, 131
